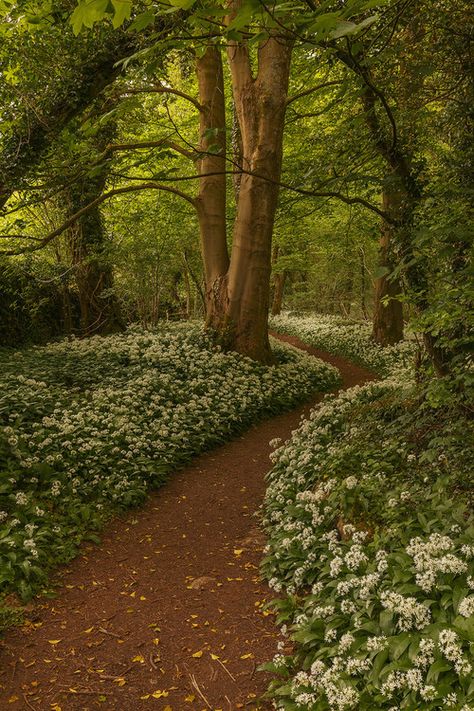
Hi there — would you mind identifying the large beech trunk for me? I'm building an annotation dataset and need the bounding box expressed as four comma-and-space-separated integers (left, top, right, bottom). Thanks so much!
372, 183, 404, 345
194, 34, 293, 363
224, 35, 293, 362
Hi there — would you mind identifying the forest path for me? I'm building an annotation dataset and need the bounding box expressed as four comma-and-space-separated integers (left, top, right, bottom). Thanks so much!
0, 335, 375, 711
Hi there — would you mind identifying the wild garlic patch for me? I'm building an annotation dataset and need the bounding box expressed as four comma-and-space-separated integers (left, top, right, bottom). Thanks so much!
0, 324, 339, 604
262, 316, 473, 710
271, 313, 415, 377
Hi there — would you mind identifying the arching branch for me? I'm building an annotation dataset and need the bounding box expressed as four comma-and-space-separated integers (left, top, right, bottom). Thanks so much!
120, 84, 203, 112
286, 80, 342, 106
1, 182, 196, 256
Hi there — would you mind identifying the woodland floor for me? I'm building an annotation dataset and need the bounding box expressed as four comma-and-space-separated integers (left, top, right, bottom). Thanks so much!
0, 335, 375, 711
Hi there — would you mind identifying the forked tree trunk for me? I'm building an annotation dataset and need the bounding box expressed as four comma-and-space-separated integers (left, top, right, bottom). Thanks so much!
194, 33, 293, 363
372, 183, 404, 345
222, 34, 293, 362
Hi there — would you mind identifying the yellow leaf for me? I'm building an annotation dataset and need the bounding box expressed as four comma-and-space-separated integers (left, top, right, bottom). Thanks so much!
240, 653, 253, 659
185, 694, 196, 702
113, 677, 126, 686
51, 705, 62, 711
164, 707, 172, 711
192, 650, 203, 658
233, 549, 244, 556
83, 627, 94, 634
48, 640, 61, 645
8, 697, 19, 704
132, 655, 145, 663
140, 695, 150, 700
151, 690, 169, 698
153, 637, 160, 645
210, 653, 219, 660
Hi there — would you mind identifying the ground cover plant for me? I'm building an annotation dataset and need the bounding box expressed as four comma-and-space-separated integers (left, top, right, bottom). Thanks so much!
270, 313, 416, 377
0, 323, 339, 614
262, 315, 474, 710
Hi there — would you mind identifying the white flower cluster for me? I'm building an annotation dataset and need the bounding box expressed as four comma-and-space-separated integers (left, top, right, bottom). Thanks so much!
407, 533, 468, 592
380, 590, 431, 631
270, 313, 415, 377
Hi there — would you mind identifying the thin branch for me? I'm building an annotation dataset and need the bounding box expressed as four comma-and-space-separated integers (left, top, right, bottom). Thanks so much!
119, 84, 203, 112
100, 139, 196, 161
286, 80, 342, 106
1, 182, 196, 255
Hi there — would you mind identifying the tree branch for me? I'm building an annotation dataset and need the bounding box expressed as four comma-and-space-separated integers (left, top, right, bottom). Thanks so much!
1, 183, 196, 256
119, 84, 203, 112
286, 80, 342, 106
100, 139, 196, 162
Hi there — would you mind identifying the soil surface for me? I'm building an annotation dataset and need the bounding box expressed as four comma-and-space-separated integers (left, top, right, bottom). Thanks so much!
0, 335, 375, 711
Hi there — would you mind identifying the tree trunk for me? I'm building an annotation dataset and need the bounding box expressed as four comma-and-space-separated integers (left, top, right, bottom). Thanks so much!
195, 46, 230, 327
68, 121, 124, 336
194, 32, 293, 362
222, 32, 294, 362
372, 183, 404, 345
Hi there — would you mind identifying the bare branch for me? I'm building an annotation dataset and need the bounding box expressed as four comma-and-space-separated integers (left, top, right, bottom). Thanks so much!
286, 80, 342, 106
119, 84, 203, 112
100, 140, 197, 162
1, 182, 196, 256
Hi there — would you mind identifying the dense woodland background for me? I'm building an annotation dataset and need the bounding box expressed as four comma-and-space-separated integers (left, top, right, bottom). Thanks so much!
0, 0, 471, 375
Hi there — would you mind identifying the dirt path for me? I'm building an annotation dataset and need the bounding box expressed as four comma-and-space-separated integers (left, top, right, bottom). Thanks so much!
0, 336, 375, 711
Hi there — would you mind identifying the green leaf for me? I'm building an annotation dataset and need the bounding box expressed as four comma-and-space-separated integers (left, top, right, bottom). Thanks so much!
129, 10, 155, 32
111, 0, 132, 29
168, 0, 197, 9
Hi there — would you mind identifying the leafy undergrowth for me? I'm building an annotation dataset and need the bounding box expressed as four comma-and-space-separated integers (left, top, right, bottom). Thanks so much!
262, 316, 474, 710
270, 313, 415, 377
0, 323, 339, 620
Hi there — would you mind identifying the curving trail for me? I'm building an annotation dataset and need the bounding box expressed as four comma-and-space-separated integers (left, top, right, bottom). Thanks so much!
0, 335, 375, 711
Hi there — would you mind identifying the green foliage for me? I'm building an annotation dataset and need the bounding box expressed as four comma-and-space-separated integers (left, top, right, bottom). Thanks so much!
0, 260, 79, 347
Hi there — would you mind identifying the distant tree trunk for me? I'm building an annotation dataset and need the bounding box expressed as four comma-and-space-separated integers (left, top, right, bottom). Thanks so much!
231, 100, 243, 202
359, 247, 368, 319
68, 121, 124, 336
372, 183, 404, 345
272, 271, 287, 316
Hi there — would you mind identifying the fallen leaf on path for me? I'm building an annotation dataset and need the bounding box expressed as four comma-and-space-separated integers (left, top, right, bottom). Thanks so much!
191, 650, 203, 658
151, 690, 169, 698
132, 655, 145, 663
48, 640, 61, 645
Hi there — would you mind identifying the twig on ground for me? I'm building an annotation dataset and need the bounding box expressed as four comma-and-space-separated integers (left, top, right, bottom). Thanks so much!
22, 694, 38, 711
189, 673, 212, 709
216, 657, 236, 682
